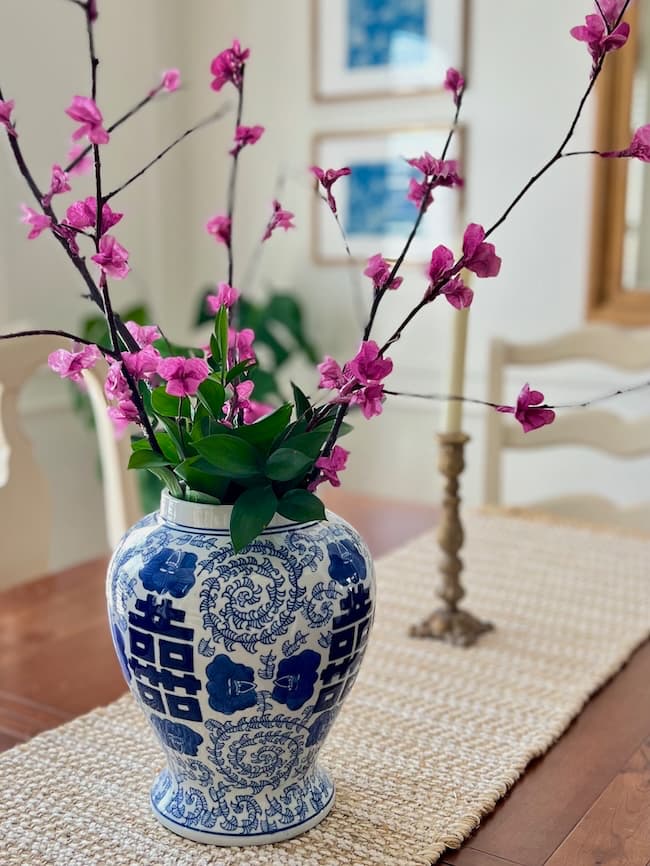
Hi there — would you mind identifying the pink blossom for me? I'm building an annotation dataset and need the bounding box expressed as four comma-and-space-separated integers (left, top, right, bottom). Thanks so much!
406, 154, 463, 188
497, 383, 556, 433
346, 340, 393, 385
206, 282, 240, 314
228, 327, 256, 362
243, 400, 274, 424
42, 164, 71, 207
210, 40, 250, 92
363, 254, 403, 291
162, 69, 181, 92
317, 356, 347, 390
407, 177, 433, 212
310, 165, 351, 214
309, 445, 349, 491
0, 99, 17, 138
65, 197, 123, 235
348, 382, 386, 419
65, 96, 110, 145
206, 214, 231, 246
67, 145, 93, 176
122, 345, 161, 381
91, 234, 130, 280
427, 244, 455, 284
570, 13, 629, 67
444, 67, 465, 105
107, 400, 140, 437
600, 0, 626, 26
462, 223, 501, 278
229, 124, 265, 156
223, 379, 255, 419
125, 321, 161, 347
20, 205, 52, 240
440, 276, 474, 310
158, 356, 210, 397
104, 361, 130, 401
602, 125, 650, 162
48, 344, 100, 383
53, 224, 80, 256
262, 199, 296, 241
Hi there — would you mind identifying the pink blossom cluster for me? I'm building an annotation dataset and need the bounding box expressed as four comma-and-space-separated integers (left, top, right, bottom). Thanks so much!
406, 151, 463, 213
310, 166, 351, 214
318, 340, 393, 421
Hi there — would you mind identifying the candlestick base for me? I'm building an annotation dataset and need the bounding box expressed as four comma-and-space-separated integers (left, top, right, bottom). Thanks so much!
410, 431, 494, 648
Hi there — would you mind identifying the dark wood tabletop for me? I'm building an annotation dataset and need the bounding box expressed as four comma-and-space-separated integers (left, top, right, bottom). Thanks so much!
0, 490, 648, 866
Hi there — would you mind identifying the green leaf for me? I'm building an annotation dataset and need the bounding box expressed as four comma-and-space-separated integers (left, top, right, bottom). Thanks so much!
151, 386, 190, 418
127, 448, 171, 470
234, 404, 292, 453
213, 306, 229, 382
175, 456, 230, 499
265, 448, 313, 481
280, 430, 329, 459
208, 335, 222, 373
225, 359, 256, 384
230, 485, 278, 552
157, 416, 186, 459
155, 430, 183, 462
147, 467, 184, 499
277, 489, 326, 523
196, 378, 226, 421
185, 489, 222, 505
194, 434, 263, 478
291, 382, 313, 422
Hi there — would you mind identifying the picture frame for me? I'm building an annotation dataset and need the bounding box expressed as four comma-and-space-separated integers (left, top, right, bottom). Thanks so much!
311, 125, 465, 266
311, 0, 467, 102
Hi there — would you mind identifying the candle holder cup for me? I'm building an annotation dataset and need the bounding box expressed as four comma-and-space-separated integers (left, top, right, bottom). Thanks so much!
409, 432, 493, 648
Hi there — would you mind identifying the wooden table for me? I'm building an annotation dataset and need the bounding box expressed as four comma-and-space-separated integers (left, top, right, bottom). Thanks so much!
1, 491, 648, 866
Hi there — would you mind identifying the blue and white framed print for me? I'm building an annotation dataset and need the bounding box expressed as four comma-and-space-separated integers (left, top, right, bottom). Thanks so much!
312, 0, 466, 101
312, 126, 463, 265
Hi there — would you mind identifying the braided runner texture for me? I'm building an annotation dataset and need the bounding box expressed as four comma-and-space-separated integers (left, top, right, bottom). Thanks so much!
3, 512, 649, 866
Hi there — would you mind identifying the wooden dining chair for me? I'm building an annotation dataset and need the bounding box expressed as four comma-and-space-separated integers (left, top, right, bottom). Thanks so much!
0, 336, 141, 589
484, 324, 650, 531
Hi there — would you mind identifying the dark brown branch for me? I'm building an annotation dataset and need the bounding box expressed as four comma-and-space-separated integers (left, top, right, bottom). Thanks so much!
0, 328, 117, 357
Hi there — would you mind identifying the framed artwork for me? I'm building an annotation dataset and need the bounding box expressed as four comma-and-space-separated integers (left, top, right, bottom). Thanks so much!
312, 0, 467, 102
312, 126, 464, 265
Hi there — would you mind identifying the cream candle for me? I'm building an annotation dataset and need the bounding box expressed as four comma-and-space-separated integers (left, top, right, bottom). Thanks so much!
444, 305, 470, 434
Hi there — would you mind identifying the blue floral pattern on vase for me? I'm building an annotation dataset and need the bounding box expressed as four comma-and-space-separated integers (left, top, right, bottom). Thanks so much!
106, 499, 375, 846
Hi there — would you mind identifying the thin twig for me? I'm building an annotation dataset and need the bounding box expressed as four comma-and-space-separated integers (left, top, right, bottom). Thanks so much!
226, 71, 245, 289
0, 328, 117, 357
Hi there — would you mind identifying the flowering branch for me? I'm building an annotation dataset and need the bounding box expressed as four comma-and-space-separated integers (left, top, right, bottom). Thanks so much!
226, 69, 245, 288
0, 328, 117, 357
102, 109, 227, 202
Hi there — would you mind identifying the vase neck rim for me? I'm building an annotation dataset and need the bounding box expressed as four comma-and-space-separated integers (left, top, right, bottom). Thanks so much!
159, 490, 309, 532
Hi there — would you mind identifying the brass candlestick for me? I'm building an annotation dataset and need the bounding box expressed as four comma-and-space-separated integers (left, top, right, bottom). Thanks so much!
410, 432, 493, 647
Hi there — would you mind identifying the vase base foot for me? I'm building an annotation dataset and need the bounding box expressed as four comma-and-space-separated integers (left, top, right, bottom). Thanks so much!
409, 606, 493, 647
150, 766, 336, 846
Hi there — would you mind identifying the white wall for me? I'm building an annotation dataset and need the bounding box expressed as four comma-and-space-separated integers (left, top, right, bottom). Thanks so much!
1, 0, 647, 569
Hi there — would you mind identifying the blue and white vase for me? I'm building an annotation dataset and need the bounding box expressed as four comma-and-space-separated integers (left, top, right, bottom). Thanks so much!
106, 491, 375, 846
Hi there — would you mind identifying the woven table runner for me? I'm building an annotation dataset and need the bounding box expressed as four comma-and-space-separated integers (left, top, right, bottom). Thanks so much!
2, 512, 649, 866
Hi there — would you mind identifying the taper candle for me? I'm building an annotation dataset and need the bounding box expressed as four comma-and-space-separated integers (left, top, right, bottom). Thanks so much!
444, 305, 470, 434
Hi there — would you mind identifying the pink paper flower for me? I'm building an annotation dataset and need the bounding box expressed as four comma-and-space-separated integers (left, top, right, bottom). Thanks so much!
107, 399, 140, 437
210, 40, 250, 92
206, 213, 231, 246
440, 276, 474, 310
67, 145, 93, 176
317, 356, 347, 391
229, 124, 264, 156
65, 96, 110, 145
0, 99, 17, 138
65, 197, 123, 235
444, 67, 465, 105
427, 244, 455, 284
122, 345, 161, 381
363, 254, 403, 291
48, 344, 100, 383
262, 199, 295, 241
104, 361, 130, 401
602, 125, 650, 162
243, 399, 274, 424
407, 177, 433, 212
497, 383, 556, 433
42, 164, 71, 207
570, 13, 629, 68
462, 223, 501, 278
162, 69, 181, 93
310, 165, 351, 214
91, 234, 130, 280
223, 379, 256, 420
348, 382, 386, 419
20, 205, 52, 239
206, 282, 240, 313
158, 356, 210, 397
599, 0, 626, 26
228, 327, 256, 362
309, 445, 349, 491
406, 154, 463, 188
125, 321, 161, 347
347, 340, 393, 386
53, 224, 80, 256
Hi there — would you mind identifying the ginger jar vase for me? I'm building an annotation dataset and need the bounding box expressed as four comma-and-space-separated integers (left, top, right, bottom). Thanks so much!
106, 490, 375, 846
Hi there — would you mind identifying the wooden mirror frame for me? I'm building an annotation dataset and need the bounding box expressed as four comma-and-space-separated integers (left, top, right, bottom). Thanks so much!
586, 3, 650, 325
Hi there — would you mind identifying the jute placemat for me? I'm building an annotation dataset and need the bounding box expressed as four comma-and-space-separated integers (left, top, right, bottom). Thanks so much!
2, 512, 649, 866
